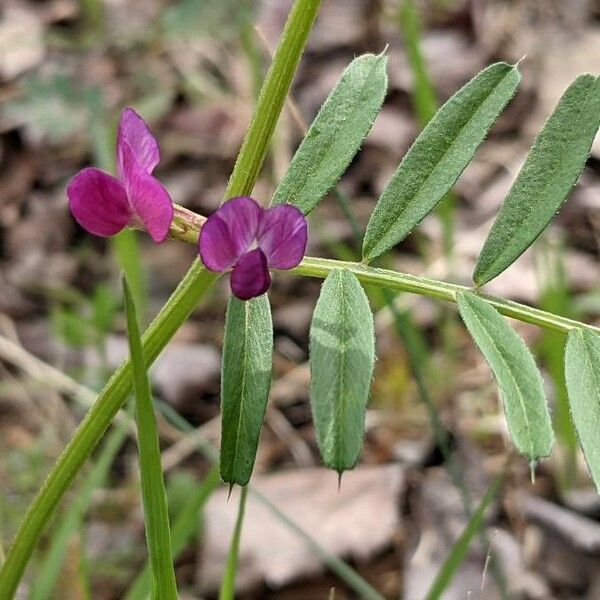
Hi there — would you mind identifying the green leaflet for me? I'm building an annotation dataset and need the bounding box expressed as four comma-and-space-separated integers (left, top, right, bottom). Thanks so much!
474, 75, 600, 286
565, 329, 600, 493
271, 53, 388, 214
362, 62, 520, 262
456, 292, 553, 461
220, 295, 273, 486
309, 269, 375, 472
123, 277, 178, 600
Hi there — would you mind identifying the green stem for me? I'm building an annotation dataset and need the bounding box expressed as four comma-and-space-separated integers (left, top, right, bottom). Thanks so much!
293, 257, 599, 334
224, 0, 322, 198
219, 486, 249, 600
164, 206, 595, 336
30, 414, 129, 600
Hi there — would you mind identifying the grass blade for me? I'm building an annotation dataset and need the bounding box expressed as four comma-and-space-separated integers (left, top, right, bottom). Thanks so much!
474, 74, 600, 285
397, 0, 437, 126
536, 242, 577, 489
362, 62, 520, 262
220, 296, 273, 486
125, 465, 221, 600
271, 52, 388, 214
424, 467, 505, 600
565, 329, 600, 493
123, 276, 178, 600
310, 269, 375, 472
456, 291, 554, 462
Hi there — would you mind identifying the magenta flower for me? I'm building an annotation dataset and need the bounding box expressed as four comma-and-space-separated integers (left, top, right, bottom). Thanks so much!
199, 197, 308, 300
66, 108, 174, 243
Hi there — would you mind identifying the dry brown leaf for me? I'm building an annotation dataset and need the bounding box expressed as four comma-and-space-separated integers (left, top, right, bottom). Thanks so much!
0, 7, 44, 81
198, 464, 405, 594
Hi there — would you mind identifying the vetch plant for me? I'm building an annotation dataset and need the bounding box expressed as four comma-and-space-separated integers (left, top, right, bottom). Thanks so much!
1, 0, 600, 596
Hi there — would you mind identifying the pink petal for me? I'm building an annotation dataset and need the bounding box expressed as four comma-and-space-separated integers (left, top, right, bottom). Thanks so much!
258, 204, 307, 269
230, 249, 271, 300
67, 167, 131, 237
116, 107, 160, 178
198, 197, 262, 272
122, 154, 174, 243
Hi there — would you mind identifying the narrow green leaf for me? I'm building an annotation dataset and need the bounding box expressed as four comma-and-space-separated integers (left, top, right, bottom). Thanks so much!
424, 467, 505, 600
474, 75, 600, 285
362, 62, 520, 261
125, 465, 221, 600
456, 291, 553, 461
220, 295, 273, 486
309, 269, 375, 471
565, 329, 600, 493
123, 277, 178, 600
271, 53, 388, 214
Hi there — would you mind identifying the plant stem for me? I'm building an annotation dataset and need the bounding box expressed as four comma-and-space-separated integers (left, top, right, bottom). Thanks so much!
0, 0, 322, 594
158, 205, 599, 336
224, 0, 322, 199
294, 257, 599, 334
30, 415, 129, 600
219, 486, 249, 600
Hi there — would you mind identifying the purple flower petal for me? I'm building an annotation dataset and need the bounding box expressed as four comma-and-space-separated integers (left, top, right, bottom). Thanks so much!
67, 167, 132, 236
116, 107, 160, 178
258, 204, 307, 269
199, 197, 262, 272
121, 148, 174, 243
230, 248, 271, 300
